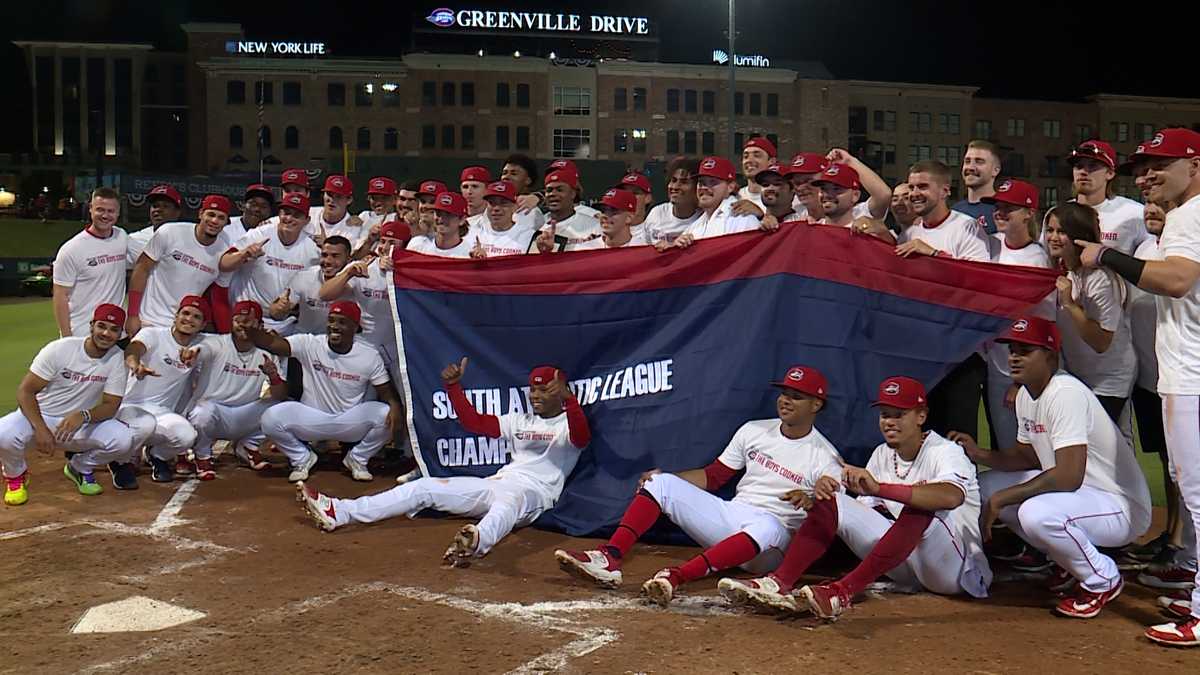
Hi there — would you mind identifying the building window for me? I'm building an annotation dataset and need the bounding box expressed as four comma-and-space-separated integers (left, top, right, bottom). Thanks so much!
1003, 152, 1026, 176
259, 126, 272, 149
327, 83, 345, 106
702, 131, 715, 155
1139, 123, 1155, 142
937, 145, 961, 166
553, 86, 591, 115
614, 129, 629, 153
1075, 124, 1092, 143
735, 132, 744, 151
703, 90, 715, 114
666, 130, 680, 154
285, 125, 299, 149
849, 106, 867, 135
614, 87, 627, 111
975, 119, 992, 139
516, 83, 530, 108
282, 82, 301, 105
910, 112, 932, 133
382, 82, 400, 107
667, 89, 680, 113
1112, 122, 1129, 142
461, 82, 475, 106
496, 125, 510, 150
1043, 119, 1061, 138
767, 93, 779, 117
884, 144, 896, 165
422, 81, 436, 106
357, 127, 370, 150
329, 126, 343, 150
442, 125, 455, 149
384, 127, 398, 151
873, 110, 885, 131
750, 93, 762, 116
1007, 118, 1025, 137
422, 124, 435, 149
552, 128, 590, 158
229, 125, 243, 149
255, 82, 273, 105
516, 125, 530, 149
227, 80, 246, 104
442, 82, 455, 106
908, 145, 932, 164
937, 113, 960, 134
632, 128, 647, 154
633, 87, 646, 111
1043, 186, 1059, 208
462, 125, 475, 150
766, 133, 779, 150
1039, 155, 1060, 177
355, 83, 373, 107
735, 92, 745, 115
685, 89, 697, 114
496, 83, 510, 107
684, 130, 697, 154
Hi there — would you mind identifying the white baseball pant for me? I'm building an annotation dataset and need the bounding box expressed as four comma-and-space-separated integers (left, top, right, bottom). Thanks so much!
260, 400, 390, 468
187, 399, 276, 460
1163, 394, 1200, 618
979, 469, 1133, 593
0, 409, 151, 476
332, 473, 546, 556
985, 361, 1018, 451
834, 492, 969, 595
641, 473, 790, 574
124, 404, 198, 461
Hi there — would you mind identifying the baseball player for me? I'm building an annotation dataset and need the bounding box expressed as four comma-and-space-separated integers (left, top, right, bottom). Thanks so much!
413, 179, 449, 242
468, 180, 539, 258
811, 162, 896, 242
788, 152, 829, 221
537, 168, 601, 251
122, 296, 211, 482
614, 172, 654, 231
254, 168, 311, 232
953, 141, 1003, 234
891, 183, 917, 233
956, 316, 1151, 619
272, 236, 353, 338
1074, 127, 1200, 645
126, 194, 234, 336
556, 366, 841, 605
352, 177, 399, 259
641, 157, 701, 246
295, 358, 590, 568
722, 376, 991, 619
895, 160, 991, 261
499, 153, 549, 233
667, 156, 762, 248
181, 301, 287, 481
552, 189, 648, 251
460, 166, 493, 230
407, 192, 474, 258
543, 158, 601, 220
736, 137, 777, 209
397, 179, 421, 229
250, 301, 400, 482
754, 163, 802, 227
53, 187, 128, 338
312, 175, 364, 246
126, 184, 183, 266
1, 304, 153, 504
1068, 140, 1149, 255
225, 184, 274, 242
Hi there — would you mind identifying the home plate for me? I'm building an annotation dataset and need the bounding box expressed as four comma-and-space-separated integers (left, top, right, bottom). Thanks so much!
71, 596, 206, 633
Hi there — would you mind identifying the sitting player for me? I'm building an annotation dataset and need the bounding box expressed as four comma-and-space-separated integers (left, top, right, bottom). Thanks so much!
555, 366, 842, 606
295, 357, 590, 568
721, 376, 991, 619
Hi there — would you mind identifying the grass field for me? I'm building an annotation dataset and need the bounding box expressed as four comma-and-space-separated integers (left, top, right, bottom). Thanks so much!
0, 218, 90, 258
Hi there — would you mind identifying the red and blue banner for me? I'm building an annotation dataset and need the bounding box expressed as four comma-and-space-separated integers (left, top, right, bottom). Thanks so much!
391, 224, 1057, 536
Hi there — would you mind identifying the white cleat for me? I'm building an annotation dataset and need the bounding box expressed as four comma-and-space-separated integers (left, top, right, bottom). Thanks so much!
295, 481, 339, 532
718, 576, 801, 613
395, 467, 423, 485
442, 524, 480, 568
554, 549, 623, 589
641, 569, 677, 607
342, 455, 373, 482
287, 450, 318, 483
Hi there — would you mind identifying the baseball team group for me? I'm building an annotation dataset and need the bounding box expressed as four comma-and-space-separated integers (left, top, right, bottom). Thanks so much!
5, 125, 1200, 647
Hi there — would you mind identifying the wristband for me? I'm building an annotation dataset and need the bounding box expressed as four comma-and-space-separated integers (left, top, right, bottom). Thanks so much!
876, 483, 914, 505
1098, 246, 1146, 285
127, 290, 143, 316
80, 409, 92, 424
268, 374, 285, 386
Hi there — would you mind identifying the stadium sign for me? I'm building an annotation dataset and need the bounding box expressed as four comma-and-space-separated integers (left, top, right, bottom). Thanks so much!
225, 41, 328, 56
712, 49, 770, 68
425, 7, 651, 35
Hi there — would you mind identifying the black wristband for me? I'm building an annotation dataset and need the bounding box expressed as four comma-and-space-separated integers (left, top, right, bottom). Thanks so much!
1098, 246, 1146, 285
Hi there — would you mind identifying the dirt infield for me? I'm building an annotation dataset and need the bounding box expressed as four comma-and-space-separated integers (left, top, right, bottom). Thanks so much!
2, 452, 1197, 674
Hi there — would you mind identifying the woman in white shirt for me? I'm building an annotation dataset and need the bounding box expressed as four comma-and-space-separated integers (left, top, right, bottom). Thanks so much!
1044, 202, 1135, 422
406, 192, 473, 259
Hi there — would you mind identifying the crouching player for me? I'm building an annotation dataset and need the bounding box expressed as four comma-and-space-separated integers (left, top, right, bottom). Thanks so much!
296, 357, 590, 568
555, 366, 843, 606
721, 376, 991, 619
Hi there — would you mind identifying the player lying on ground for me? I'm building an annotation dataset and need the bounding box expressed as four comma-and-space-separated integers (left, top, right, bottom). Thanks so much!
1, 304, 154, 504
296, 358, 591, 568
555, 366, 842, 606
720, 376, 991, 619
954, 316, 1151, 620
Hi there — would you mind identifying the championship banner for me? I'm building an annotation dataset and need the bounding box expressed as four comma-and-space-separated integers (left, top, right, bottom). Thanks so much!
390, 224, 1058, 536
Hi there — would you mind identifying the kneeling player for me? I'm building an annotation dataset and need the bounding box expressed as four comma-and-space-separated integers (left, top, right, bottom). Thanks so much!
296, 358, 590, 568
955, 317, 1151, 619
555, 366, 842, 606
721, 376, 991, 619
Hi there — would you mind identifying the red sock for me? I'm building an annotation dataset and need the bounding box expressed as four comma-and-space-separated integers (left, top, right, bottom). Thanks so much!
606, 492, 662, 560
770, 497, 838, 591
677, 532, 760, 584
838, 507, 934, 597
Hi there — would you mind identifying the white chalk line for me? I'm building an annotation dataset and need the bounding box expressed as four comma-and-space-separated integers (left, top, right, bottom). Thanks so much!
0, 521, 72, 540
149, 480, 200, 533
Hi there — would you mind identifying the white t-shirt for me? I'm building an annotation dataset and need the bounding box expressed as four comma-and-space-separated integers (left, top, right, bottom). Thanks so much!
285, 333, 388, 414
1057, 268, 1135, 397
737, 185, 765, 210
466, 212, 489, 231
230, 224, 320, 308
345, 261, 394, 350
28, 337, 126, 417
289, 266, 336, 335
126, 225, 157, 268
224, 216, 249, 243
1156, 193, 1200, 395
861, 431, 990, 598
817, 201, 878, 227
124, 327, 200, 411
543, 209, 602, 247
1016, 372, 1152, 534
53, 228, 129, 337
406, 236, 473, 259
473, 221, 539, 257
139, 222, 232, 329
716, 419, 842, 530
900, 210, 991, 262
495, 409, 584, 507
187, 334, 277, 408
987, 240, 1056, 375
569, 230, 650, 251
1091, 196, 1149, 255
683, 196, 762, 241
1130, 237, 1162, 391
642, 202, 702, 245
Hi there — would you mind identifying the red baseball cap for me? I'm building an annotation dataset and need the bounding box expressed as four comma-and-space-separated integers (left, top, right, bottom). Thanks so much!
281, 168, 309, 188
233, 300, 263, 321
380, 220, 412, 244
599, 188, 637, 213
278, 192, 310, 214
484, 180, 518, 203
329, 300, 361, 325
460, 166, 492, 184
695, 156, 737, 182
367, 177, 397, 196
323, 174, 353, 197
178, 295, 211, 321
545, 159, 578, 175
789, 152, 829, 176
545, 169, 580, 190
147, 184, 182, 207
813, 163, 861, 191
529, 366, 565, 386
419, 180, 449, 197
995, 316, 1061, 352
93, 303, 126, 326
431, 191, 468, 218
754, 162, 793, 182
743, 136, 777, 158
770, 365, 828, 400
1126, 128, 1200, 164
983, 179, 1039, 210
617, 173, 652, 194
200, 195, 233, 215
1068, 140, 1117, 171
872, 377, 927, 409
244, 183, 274, 203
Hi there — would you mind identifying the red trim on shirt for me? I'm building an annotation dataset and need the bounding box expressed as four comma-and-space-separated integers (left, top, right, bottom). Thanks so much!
563, 395, 591, 448
447, 381, 502, 438
704, 459, 738, 491
921, 210, 951, 229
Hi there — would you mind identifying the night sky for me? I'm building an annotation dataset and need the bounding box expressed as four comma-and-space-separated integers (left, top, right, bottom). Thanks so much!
1, 0, 1195, 152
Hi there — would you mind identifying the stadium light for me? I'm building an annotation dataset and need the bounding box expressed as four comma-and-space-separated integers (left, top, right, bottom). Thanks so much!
549, 51, 557, 60
513, 50, 521, 58
477, 49, 484, 57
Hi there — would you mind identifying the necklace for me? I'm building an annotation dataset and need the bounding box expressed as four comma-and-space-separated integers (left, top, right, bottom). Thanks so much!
892, 432, 927, 480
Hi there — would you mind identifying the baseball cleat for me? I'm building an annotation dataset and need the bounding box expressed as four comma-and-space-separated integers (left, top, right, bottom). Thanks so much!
295, 481, 338, 532
4, 472, 29, 506
1046, 565, 1078, 595
442, 524, 480, 568
194, 458, 216, 481
234, 442, 271, 471
718, 576, 800, 613
287, 451, 319, 483
174, 455, 196, 477
1009, 548, 1053, 573
641, 568, 679, 607
989, 541, 1032, 563
342, 455, 373, 482
1129, 533, 1171, 563
63, 463, 103, 496
1158, 591, 1193, 619
554, 549, 623, 588
1145, 617, 1200, 647
1054, 577, 1123, 619
1138, 565, 1197, 591
145, 449, 174, 483
798, 583, 851, 621
395, 468, 423, 485
107, 462, 138, 490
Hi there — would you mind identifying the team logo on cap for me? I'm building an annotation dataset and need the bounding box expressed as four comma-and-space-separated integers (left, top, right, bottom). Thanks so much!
884, 382, 901, 396
285, 194, 301, 205
604, 189, 617, 198
332, 177, 344, 188
493, 182, 508, 192
788, 370, 803, 381
371, 179, 384, 189
438, 193, 453, 205
426, 8, 455, 27
1151, 133, 1164, 148
826, 165, 840, 176
701, 158, 717, 170
998, 180, 1012, 192
793, 156, 805, 166
1013, 319, 1028, 332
